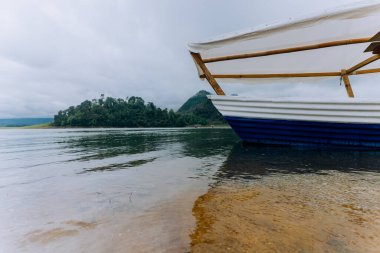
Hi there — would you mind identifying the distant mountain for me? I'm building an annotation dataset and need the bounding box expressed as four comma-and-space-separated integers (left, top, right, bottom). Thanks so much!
0, 118, 53, 127
178, 90, 225, 124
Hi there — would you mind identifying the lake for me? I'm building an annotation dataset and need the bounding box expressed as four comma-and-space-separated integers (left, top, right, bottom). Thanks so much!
0, 128, 379, 253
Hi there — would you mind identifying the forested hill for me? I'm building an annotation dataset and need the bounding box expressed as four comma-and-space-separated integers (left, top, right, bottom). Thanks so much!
178, 90, 225, 124
53, 91, 225, 127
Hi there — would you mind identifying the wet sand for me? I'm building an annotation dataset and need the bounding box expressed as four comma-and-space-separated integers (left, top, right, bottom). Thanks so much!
20, 190, 199, 253
191, 171, 380, 253
17, 165, 207, 253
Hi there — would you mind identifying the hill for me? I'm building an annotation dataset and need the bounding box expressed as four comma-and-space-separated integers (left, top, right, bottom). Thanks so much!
178, 90, 225, 124
52, 91, 225, 127
0, 118, 53, 127
53, 96, 209, 127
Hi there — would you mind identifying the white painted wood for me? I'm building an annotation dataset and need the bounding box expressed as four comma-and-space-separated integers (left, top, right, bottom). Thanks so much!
209, 95, 380, 124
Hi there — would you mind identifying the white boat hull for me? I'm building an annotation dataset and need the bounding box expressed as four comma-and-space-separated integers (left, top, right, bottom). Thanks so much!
209, 95, 380, 148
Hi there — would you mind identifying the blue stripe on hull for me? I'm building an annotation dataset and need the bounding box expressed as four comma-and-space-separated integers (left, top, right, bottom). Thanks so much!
224, 116, 380, 148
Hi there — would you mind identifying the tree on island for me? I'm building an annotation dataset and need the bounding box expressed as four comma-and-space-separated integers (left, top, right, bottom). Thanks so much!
53, 91, 225, 127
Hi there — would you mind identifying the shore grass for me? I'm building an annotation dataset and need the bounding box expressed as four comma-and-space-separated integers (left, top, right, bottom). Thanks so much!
19, 123, 53, 129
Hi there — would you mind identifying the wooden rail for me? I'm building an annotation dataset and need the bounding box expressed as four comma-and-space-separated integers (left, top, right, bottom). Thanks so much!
199, 68, 380, 79
191, 33, 380, 98
202, 37, 372, 63
341, 70, 354, 97
207, 72, 341, 78
346, 54, 380, 75
357, 68, 380, 74
191, 52, 225, 95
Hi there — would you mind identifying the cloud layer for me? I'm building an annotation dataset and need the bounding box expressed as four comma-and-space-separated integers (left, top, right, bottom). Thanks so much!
0, 0, 371, 117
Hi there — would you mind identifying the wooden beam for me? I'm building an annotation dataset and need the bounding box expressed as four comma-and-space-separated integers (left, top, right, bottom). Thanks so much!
203, 37, 372, 63
202, 68, 380, 79
191, 52, 225, 95
341, 70, 354, 98
356, 68, 380, 75
209, 72, 341, 79
346, 54, 380, 75
342, 75, 354, 98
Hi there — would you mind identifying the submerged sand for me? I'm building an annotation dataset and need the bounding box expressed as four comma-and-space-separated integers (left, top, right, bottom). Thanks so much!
191, 171, 380, 253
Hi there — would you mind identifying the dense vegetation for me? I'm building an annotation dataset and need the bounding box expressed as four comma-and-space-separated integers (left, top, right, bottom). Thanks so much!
53, 90, 225, 127
178, 90, 225, 123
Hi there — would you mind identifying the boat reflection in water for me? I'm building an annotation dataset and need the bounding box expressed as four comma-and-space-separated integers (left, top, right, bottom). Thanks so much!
191, 144, 380, 253
215, 144, 380, 181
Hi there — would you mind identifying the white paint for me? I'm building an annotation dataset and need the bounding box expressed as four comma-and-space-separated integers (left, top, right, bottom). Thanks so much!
210, 95, 380, 124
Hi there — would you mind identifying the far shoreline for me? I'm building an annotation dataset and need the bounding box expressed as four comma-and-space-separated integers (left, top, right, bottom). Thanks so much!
1, 124, 230, 130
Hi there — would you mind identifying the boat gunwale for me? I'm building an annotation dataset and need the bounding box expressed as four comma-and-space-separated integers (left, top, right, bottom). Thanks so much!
208, 95, 380, 104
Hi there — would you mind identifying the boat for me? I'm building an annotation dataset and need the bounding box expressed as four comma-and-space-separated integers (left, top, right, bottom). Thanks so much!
188, 1, 380, 148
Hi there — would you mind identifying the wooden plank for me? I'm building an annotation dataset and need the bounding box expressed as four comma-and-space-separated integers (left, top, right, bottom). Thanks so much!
346, 54, 380, 75
200, 67, 380, 80
203, 37, 372, 63
341, 70, 354, 98
342, 75, 354, 98
191, 52, 225, 95
356, 68, 380, 75
203, 68, 380, 79
210, 72, 341, 78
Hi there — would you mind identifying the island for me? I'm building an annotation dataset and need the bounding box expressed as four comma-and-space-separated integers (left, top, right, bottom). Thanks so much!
53, 90, 225, 127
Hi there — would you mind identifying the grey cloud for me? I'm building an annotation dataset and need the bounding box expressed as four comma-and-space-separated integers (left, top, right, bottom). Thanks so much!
0, 0, 368, 117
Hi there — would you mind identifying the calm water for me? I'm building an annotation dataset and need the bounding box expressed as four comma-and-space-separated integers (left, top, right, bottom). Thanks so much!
0, 128, 379, 252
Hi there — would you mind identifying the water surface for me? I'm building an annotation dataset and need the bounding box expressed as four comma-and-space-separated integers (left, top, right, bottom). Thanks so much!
0, 128, 379, 252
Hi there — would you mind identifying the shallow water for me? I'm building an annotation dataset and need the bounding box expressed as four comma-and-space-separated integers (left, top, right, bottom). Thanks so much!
0, 128, 379, 252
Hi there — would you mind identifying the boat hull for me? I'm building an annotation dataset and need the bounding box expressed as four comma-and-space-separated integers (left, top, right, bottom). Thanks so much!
209, 95, 380, 148
225, 116, 380, 148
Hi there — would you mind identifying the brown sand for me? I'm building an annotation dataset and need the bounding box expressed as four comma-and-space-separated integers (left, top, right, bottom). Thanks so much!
21, 189, 200, 253
20, 171, 380, 253
191, 172, 380, 253
25, 220, 97, 244
101, 192, 197, 253
26, 228, 79, 244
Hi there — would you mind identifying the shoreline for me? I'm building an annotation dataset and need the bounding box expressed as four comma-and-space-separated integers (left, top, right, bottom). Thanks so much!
1, 124, 230, 130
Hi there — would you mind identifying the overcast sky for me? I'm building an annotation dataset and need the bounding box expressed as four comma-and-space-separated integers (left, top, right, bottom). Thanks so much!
0, 0, 372, 118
